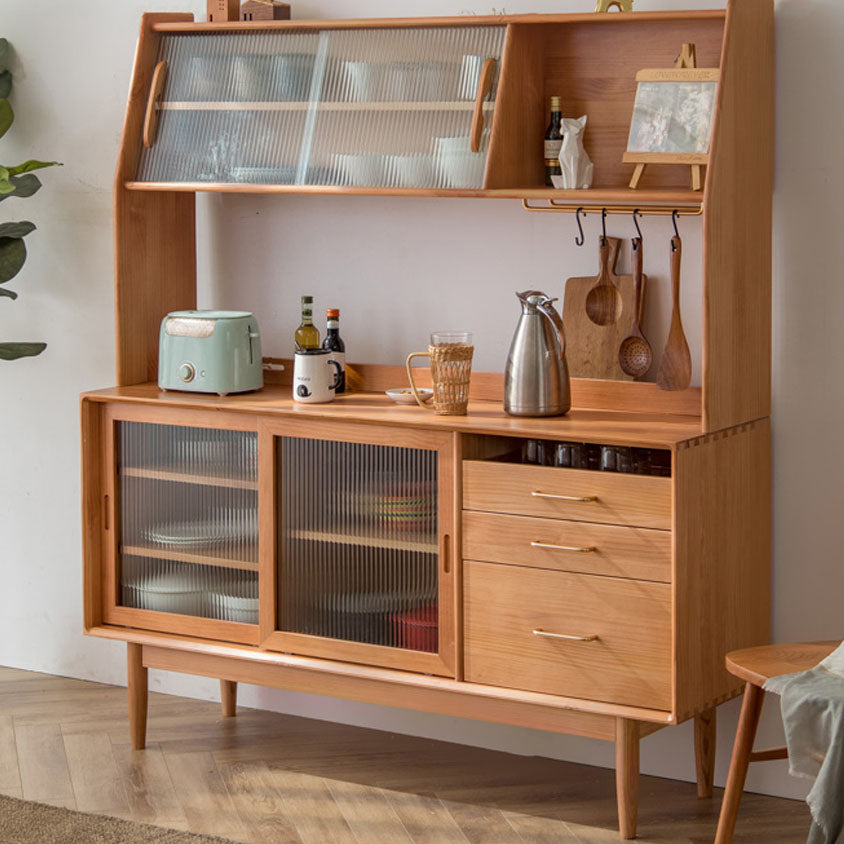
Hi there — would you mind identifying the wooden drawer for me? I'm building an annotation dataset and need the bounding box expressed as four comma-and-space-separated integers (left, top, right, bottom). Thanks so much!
462, 511, 671, 583
463, 561, 672, 710
463, 460, 672, 530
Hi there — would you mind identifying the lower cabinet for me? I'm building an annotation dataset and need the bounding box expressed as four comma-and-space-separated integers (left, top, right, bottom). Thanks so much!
97, 405, 456, 674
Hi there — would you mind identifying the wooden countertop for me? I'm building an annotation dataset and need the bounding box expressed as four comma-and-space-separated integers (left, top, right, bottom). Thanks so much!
82, 383, 704, 448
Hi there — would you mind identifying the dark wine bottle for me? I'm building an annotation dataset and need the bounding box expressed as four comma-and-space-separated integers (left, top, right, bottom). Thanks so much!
322, 308, 346, 394
544, 96, 563, 187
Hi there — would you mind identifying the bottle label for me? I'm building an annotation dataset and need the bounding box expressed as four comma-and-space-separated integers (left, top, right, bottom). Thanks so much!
327, 319, 339, 330
328, 351, 346, 393
544, 139, 562, 159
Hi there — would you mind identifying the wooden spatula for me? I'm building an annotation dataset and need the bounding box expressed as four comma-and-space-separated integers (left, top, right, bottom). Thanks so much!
655, 235, 692, 391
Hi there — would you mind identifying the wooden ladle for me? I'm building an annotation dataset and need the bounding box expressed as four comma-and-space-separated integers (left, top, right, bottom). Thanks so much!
585, 236, 622, 326
618, 237, 653, 378
655, 235, 692, 391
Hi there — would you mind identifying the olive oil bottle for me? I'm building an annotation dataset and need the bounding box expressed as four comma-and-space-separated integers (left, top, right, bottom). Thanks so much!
295, 295, 320, 350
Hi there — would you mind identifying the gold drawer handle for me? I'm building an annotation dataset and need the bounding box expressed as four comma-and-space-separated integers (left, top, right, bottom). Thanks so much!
532, 629, 599, 643
530, 540, 595, 553
531, 490, 597, 503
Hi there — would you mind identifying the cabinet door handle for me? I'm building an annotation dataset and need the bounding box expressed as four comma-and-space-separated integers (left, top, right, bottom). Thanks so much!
531, 490, 597, 503
470, 57, 496, 154
532, 629, 599, 643
143, 60, 168, 148
530, 540, 595, 553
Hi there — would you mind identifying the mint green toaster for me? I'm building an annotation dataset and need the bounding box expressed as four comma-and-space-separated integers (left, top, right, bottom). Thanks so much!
158, 310, 263, 395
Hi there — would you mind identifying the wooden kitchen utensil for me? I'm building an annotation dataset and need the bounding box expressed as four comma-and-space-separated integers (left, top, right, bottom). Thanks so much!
655, 236, 692, 391
618, 238, 653, 378
584, 237, 622, 326
562, 237, 647, 381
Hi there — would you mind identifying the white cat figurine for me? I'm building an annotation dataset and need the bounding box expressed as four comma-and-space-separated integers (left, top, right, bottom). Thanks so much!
557, 115, 594, 189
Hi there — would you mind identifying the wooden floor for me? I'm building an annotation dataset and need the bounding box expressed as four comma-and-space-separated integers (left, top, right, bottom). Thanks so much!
0, 665, 808, 843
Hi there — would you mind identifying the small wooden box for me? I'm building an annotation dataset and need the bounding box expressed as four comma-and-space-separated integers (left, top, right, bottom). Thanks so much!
207, 0, 239, 22
241, 0, 291, 21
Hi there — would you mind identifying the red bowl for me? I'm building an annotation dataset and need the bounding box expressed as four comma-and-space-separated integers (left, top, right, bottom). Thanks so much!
391, 603, 438, 652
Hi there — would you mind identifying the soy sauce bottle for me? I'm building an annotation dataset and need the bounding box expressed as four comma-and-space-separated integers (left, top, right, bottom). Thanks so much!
544, 96, 563, 187
322, 308, 346, 394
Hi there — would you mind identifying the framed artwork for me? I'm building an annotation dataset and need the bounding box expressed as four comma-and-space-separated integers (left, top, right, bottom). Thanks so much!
622, 65, 720, 190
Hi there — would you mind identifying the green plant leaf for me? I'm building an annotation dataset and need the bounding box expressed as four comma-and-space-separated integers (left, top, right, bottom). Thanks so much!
7, 159, 61, 176
0, 342, 46, 360
0, 70, 10, 99
0, 286, 17, 299
0, 39, 10, 74
0, 98, 12, 139
0, 236, 26, 283
0, 173, 41, 201
0, 221, 35, 239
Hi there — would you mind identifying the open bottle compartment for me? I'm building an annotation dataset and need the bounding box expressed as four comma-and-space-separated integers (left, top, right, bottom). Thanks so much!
469, 434, 671, 477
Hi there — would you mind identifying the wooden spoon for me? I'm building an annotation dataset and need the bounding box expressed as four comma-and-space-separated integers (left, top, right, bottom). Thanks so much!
584, 237, 622, 326
618, 237, 653, 378
655, 235, 692, 391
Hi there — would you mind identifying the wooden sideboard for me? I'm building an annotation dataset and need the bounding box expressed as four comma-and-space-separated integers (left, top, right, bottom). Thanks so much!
84, 2, 773, 838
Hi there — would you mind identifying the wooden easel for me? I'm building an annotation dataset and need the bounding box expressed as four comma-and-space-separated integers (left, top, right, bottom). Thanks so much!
594, 0, 633, 11
624, 43, 719, 191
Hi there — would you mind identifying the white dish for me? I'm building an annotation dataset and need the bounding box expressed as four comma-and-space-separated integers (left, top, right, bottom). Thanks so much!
386, 387, 433, 404
144, 510, 258, 547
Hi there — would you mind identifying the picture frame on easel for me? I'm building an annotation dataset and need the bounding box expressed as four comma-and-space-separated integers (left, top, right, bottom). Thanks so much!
623, 43, 720, 191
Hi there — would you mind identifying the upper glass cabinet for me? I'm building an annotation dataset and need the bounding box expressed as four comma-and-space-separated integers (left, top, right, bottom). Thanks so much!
134, 25, 506, 189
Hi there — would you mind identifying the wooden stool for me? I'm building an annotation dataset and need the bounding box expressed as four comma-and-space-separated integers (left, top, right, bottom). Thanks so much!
715, 641, 839, 844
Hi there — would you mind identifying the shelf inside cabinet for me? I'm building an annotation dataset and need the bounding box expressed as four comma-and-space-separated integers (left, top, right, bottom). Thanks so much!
289, 529, 437, 554
159, 101, 495, 113
122, 467, 258, 490
123, 544, 259, 572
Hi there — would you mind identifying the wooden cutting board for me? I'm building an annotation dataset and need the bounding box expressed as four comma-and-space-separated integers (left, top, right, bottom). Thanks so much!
562, 237, 648, 381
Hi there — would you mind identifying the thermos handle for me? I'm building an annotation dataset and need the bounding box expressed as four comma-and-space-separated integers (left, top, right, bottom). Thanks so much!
405, 352, 434, 410
537, 300, 566, 360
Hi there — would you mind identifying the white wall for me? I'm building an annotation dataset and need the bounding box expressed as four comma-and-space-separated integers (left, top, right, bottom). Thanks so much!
1, 0, 841, 805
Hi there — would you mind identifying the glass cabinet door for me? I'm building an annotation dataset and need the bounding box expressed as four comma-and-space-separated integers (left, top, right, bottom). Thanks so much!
105, 416, 260, 642
265, 423, 455, 675
135, 24, 505, 190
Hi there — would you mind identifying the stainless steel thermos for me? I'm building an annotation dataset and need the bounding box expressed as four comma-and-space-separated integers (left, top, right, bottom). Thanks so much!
504, 290, 571, 417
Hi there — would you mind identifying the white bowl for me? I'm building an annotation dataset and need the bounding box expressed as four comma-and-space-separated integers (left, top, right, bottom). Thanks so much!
213, 592, 259, 624
386, 387, 433, 405
387, 154, 435, 188
333, 153, 387, 187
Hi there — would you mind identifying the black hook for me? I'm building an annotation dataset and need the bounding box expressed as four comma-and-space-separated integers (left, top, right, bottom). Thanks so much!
632, 209, 643, 245
601, 208, 608, 245
574, 207, 585, 247
671, 209, 680, 249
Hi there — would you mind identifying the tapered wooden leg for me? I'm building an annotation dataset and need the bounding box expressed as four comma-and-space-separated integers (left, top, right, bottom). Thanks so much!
220, 679, 237, 717
715, 683, 765, 844
616, 718, 639, 840
695, 707, 717, 798
127, 643, 148, 750
629, 163, 646, 190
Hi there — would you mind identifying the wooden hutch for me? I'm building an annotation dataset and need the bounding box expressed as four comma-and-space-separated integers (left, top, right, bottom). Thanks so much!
82, 1, 773, 838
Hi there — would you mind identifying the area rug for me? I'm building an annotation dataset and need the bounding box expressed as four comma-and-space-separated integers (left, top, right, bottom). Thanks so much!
0, 794, 236, 844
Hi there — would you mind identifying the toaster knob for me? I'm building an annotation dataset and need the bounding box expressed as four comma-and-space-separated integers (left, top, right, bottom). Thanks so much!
179, 362, 196, 383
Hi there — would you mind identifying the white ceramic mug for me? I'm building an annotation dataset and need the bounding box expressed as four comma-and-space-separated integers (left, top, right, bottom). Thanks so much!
293, 349, 343, 403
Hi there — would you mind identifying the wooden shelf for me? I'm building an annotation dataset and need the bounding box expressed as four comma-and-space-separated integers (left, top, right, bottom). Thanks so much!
122, 466, 257, 490
289, 529, 437, 554
123, 181, 704, 206
122, 543, 259, 572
